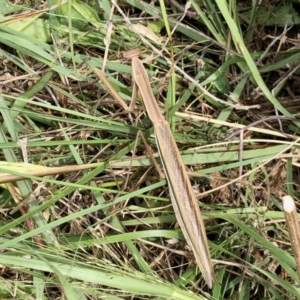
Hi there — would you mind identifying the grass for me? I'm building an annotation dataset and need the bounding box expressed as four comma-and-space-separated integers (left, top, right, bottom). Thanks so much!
0, 0, 300, 299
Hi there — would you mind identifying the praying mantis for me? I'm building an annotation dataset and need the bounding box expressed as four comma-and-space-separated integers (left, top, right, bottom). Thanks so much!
95, 49, 215, 288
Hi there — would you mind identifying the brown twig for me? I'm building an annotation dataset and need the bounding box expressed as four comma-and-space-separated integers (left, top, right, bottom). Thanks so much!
282, 195, 300, 282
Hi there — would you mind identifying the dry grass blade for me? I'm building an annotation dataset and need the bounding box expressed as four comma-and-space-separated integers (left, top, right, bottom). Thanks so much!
125, 49, 215, 288
0, 162, 100, 184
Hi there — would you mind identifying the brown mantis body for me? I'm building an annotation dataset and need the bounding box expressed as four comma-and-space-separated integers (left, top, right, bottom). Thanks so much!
98, 49, 215, 287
